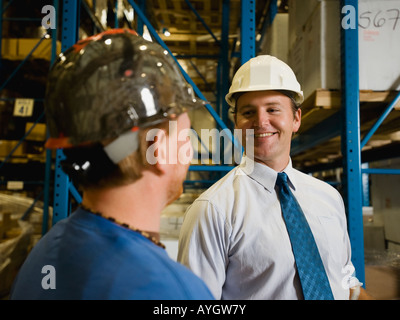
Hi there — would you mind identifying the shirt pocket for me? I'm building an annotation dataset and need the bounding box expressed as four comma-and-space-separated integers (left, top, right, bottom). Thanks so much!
317, 215, 345, 265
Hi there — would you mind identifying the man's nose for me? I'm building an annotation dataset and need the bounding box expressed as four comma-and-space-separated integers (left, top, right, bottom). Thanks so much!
253, 110, 270, 127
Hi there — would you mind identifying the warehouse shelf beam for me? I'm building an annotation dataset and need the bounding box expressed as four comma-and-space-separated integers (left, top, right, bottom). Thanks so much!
296, 141, 400, 175
362, 168, 400, 175
0, 98, 44, 102
175, 54, 220, 59
360, 91, 400, 149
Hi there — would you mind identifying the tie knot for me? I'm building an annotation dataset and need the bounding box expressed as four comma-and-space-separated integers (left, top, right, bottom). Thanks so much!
276, 172, 288, 188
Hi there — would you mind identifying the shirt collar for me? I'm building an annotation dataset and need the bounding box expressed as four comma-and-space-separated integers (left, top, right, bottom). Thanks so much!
282, 160, 297, 191
239, 155, 297, 192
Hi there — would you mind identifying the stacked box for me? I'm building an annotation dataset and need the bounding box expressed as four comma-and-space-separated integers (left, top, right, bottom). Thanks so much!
0, 140, 25, 157
259, 13, 290, 64
288, 0, 400, 100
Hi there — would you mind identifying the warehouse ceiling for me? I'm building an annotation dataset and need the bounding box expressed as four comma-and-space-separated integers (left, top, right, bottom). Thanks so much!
132, 0, 288, 94
70, 0, 290, 96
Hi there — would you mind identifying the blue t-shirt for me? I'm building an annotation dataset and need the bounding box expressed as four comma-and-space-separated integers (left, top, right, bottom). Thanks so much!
10, 208, 214, 300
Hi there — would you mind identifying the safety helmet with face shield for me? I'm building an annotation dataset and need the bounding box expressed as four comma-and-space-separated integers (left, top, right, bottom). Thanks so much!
45, 28, 204, 163
44, 29, 204, 184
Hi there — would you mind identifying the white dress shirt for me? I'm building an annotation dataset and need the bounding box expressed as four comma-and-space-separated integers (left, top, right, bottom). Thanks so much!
178, 155, 359, 300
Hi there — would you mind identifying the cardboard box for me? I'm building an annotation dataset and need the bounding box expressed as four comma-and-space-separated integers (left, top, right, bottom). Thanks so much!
259, 13, 290, 63
1, 39, 18, 59
1, 38, 61, 61
359, 0, 400, 91
382, 208, 400, 244
25, 122, 46, 141
288, 0, 400, 100
0, 140, 25, 157
288, 0, 320, 48
371, 158, 400, 212
290, 0, 341, 100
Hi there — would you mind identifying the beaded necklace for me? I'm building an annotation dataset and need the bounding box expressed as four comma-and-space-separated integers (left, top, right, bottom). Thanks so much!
81, 205, 166, 249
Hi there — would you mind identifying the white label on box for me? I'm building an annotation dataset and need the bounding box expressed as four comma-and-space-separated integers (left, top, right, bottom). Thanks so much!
6, 181, 24, 190
13, 98, 34, 117
359, 0, 400, 91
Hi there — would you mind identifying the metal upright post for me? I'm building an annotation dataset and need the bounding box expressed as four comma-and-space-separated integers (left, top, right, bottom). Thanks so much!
136, 0, 145, 36
0, 0, 3, 65
52, 0, 79, 225
220, 0, 230, 127
43, 0, 60, 235
241, 0, 256, 64
340, 0, 365, 285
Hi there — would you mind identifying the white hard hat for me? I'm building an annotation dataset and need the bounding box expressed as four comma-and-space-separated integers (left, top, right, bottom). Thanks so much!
225, 55, 304, 109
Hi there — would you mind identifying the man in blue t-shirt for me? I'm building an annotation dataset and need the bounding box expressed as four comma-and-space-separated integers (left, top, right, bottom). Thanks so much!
10, 29, 213, 300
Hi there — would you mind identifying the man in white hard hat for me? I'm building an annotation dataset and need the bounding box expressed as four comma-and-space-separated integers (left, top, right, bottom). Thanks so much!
178, 55, 373, 300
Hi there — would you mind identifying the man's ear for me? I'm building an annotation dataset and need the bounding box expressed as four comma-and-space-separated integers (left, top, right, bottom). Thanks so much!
145, 128, 168, 174
293, 107, 301, 133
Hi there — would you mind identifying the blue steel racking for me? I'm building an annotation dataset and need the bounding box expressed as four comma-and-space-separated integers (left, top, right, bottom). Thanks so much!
0, 0, 59, 233
340, 0, 365, 285
3, 0, 400, 289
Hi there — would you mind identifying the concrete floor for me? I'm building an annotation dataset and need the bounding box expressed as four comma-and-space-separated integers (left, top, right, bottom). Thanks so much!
364, 250, 400, 300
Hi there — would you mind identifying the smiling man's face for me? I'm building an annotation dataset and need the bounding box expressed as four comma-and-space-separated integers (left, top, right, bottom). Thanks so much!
234, 90, 301, 172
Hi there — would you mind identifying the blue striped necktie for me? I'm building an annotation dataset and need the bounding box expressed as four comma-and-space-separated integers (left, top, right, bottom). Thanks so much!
276, 172, 334, 300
